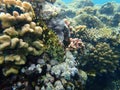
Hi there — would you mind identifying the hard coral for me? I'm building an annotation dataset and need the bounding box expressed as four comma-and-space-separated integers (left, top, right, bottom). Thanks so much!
76, 27, 120, 76
68, 38, 84, 50
0, 0, 86, 90
79, 42, 119, 76
99, 2, 115, 15
0, 0, 34, 28
74, 14, 104, 28
0, 0, 64, 76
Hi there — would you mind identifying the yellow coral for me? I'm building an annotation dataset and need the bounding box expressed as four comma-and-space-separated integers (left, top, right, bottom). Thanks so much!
20, 23, 43, 36
16, 0, 22, 6
3, 0, 16, 5
0, 35, 11, 50
87, 27, 113, 39
3, 67, 18, 76
19, 39, 29, 48
33, 40, 44, 49
13, 11, 20, 17
5, 54, 20, 62
15, 55, 26, 65
10, 38, 19, 48
34, 26, 43, 35
0, 55, 4, 64
5, 54, 26, 65
30, 22, 36, 29
20, 24, 33, 36
3, 27, 18, 37
0, 0, 34, 28
22, 1, 32, 11
75, 25, 87, 32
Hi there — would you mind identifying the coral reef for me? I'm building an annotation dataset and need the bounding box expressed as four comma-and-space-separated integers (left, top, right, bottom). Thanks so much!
17, 50, 86, 90
98, 14, 112, 26
72, 27, 120, 76
69, 0, 94, 8
47, 17, 70, 42
25, 0, 60, 20
55, 0, 120, 29
68, 26, 120, 90
0, 0, 37, 75
68, 38, 84, 50
1, 0, 120, 90
0, 0, 64, 75
99, 2, 115, 15
80, 42, 119, 76
77, 6, 97, 15
0, 0, 87, 90
111, 13, 120, 26
53, 0, 120, 90
61, 8, 76, 18
74, 14, 104, 28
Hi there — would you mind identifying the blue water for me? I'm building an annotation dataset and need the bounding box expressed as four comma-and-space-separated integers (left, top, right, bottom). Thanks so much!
93, 0, 120, 4
62, 0, 120, 4
62, 0, 73, 3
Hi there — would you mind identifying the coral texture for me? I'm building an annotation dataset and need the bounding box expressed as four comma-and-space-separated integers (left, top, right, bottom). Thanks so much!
0, 0, 86, 90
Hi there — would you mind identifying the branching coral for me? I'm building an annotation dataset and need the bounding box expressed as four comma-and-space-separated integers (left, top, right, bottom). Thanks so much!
80, 42, 119, 76
74, 27, 120, 76
68, 38, 84, 50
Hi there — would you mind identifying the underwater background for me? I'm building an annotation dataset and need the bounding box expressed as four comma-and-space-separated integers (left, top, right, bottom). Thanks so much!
62, 0, 120, 4
0, 0, 120, 90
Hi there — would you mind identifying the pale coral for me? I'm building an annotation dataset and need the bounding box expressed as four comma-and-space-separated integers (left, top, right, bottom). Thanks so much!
34, 26, 43, 35
10, 38, 19, 48
13, 11, 20, 17
3, 0, 16, 5
0, 35, 11, 50
3, 27, 18, 37
75, 25, 87, 32
68, 38, 84, 50
16, 0, 22, 6
22, 1, 32, 11
0, 0, 34, 28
